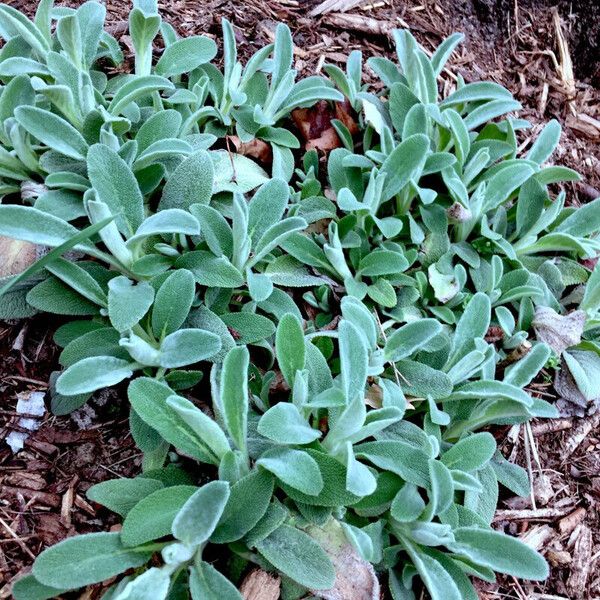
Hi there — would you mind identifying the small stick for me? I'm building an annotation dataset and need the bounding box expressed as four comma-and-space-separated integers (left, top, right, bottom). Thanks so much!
493, 507, 572, 522
2, 375, 48, 387
523, 424, 537, 511
531, 418, 573, 436
323, 13, 393, 36
0, 516, 35, 560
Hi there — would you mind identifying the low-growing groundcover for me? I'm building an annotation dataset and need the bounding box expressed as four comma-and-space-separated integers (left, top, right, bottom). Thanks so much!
1, 0, 600, 598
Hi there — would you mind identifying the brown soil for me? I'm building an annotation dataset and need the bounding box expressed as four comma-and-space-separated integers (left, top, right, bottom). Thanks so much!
1, 0, 599, 598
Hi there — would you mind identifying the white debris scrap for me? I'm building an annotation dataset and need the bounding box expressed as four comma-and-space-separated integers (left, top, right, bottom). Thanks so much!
5, 391, 46, 453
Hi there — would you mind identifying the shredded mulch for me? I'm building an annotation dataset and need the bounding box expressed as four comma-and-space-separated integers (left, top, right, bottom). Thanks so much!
0, 317, 140, 598
1, 0, 599, 598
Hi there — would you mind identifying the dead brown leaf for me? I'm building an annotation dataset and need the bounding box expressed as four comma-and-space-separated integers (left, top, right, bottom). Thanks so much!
0, 237, 39, 278
532, 306, 586, 355
292, 100, 355, 153
335, 100, 359, 135
306, 127, 342, 152
228, 136, 273, 164
307, 520, 380, 600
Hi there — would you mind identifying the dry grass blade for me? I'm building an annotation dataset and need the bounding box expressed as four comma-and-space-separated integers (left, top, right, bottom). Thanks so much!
551, 8, 575, 96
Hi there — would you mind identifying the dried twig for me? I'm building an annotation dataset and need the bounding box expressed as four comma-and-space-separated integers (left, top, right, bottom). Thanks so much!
531, 418, 573, 436
310, 0, 366, 16
493, 507, 572, 523
0, 516, 35, 561
322, 13, 393, 36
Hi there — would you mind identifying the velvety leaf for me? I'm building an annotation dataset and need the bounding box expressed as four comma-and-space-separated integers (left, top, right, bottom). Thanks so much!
46, 259, 107, 307
257, 402, 321, 444
159, 328, 222, 368
87, 144, 145, 236
172, 481, 230, 545
159, 150, 214, 211
526, 119, 561, 165
358, 249, 408, 277
220, 312, 275, 344
87, 477, 164, 517
135, 109, 182, 153
380, 134, 429, 200
441, 432, 496, 472
155, 35, 217, 76
151, 269, 196, 337
176, 251, 244, 288
384, 319, 442, 362
276, 313, 305, 387
0, 205, 85, 248
108, 276, 155, 332
220, 346, 249, 454
166, 396, 230, 460
401, 539, 462, 600
126, 209, 200, 247
354, 440, 430, 488
391, 483, 425, 522
280, 449, 363, 507
503, 343, 551, 387
189, 562, 243, 600
129, 378, 216, 463
211, 469, 275, 543
447, 292, 490, 367
26, 277, 99, 316
449, 527, 549, 580
56, 357, 137, 396
257, 447, 323, 496
107, 75, 173, 115
12, 574, 66, 600
32, 532, 151, 589
255, 525, 336, 589
339, 319, 368, 402
15, 106, 88, 160
189, 204, 233, 257
113, 567, 170, 600
121, 485, 197, 546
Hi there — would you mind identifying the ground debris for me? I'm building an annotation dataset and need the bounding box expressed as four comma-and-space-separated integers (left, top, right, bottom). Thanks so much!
240, 569, 281, 600
566, 524, 594, 598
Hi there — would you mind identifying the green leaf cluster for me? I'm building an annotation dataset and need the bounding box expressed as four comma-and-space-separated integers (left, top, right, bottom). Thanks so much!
2, 3, 599, 599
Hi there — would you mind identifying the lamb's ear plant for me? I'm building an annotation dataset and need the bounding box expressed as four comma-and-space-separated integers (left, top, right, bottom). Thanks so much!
2, 2, 599, 599
15, 314, 549, 600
